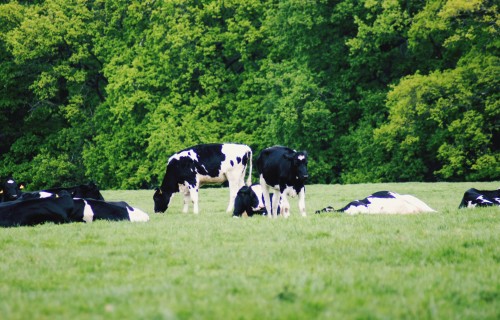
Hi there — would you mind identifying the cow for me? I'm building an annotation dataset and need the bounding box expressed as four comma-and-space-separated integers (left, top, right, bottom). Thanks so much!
0, 191, 75, 227
71, 199, 149, 223
153, 143, 252, 214
232, 184, 281, 217
0, 192, 149, 227
256, 146, 308, 218
18, 182, 105, 201
315, 191, 436, 214
458, 188, 500, 208
0, 177, 24, 202
43, 182, 104, 200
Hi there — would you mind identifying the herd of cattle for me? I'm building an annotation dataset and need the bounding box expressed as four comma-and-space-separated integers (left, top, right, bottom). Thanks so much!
1, 143, 499, 227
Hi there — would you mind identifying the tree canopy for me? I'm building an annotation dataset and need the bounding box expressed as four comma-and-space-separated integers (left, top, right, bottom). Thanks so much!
0, 0, 498, 189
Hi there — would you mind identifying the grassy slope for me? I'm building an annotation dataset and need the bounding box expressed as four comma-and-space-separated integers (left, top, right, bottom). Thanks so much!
0, 182, 499, 320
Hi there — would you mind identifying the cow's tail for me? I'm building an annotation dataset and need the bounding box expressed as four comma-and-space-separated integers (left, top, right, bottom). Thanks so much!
246, 149, 253, 186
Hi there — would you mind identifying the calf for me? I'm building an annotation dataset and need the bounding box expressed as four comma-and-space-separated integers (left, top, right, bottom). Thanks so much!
315, 191, 436, 214
0, 177, 24, 202
154, 143, 252, 214
256, 146, 308, 218
458, 188, 500, 208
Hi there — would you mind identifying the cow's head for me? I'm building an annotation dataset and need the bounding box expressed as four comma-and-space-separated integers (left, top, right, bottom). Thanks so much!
153, 187, 173, 213
233, 186, 260, 217
1, 178, 24, 201
81, 182, 105, 200
284, 151, 308, 182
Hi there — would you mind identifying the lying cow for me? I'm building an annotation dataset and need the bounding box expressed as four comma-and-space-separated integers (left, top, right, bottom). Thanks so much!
0, 192, 148, 227
232, 184, 282, 217
19, 182, 105, 201
458, 188, 500, 208
72, 199, 149, 223
257, 146, 308, 218
0, 191, 74, 227
44, 182, 104, 200
315, 191, 436, 214
0, 177, 24, 202
154, 143, 252, 214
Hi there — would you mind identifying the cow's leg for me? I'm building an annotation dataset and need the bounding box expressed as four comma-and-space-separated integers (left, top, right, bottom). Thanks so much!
225, 170, 243, 213
180, 184, 190, 213
260, 175, 274, 218
279, 192, 290, 218
298, 187, 306, 217
273, 190, 283, 218
188, 185, 199, 214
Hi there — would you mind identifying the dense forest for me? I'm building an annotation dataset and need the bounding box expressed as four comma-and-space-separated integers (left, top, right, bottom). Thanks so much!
0, 0, 498, 189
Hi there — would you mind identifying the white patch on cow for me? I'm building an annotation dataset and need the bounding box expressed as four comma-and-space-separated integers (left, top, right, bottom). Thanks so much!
249, 184, 266, 211
82, 199, 94, 223
39, 191, 53, 198
297, 155, 305, 161
7, 179, 14, 184
169, 150, 199, 163
127, 206, 150, 222
476, 195, 493, 205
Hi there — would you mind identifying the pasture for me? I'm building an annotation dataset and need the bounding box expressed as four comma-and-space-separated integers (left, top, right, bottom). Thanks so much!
1, 182, 499, 320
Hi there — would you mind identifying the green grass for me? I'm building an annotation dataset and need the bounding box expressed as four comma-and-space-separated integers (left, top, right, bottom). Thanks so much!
1, 182, 499, 319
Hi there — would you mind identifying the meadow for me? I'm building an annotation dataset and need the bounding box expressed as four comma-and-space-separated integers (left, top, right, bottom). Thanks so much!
1, 182, 499, 320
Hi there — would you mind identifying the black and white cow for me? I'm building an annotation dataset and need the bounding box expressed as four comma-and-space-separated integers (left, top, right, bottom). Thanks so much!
0, 177, 24, 202
458, 188, 500, 208
0, 192, 149, 227
43, 182, 105, 200
0, 192, 75, 227
233, 184, 281, 217
315, 191, 436, 214
154, 143, 252, 214
71, 199, 149, 223
18, 182, 105, 201
256, 146, 308, 218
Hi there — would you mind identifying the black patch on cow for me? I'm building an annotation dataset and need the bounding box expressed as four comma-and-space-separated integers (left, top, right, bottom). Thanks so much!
370, 191, 395, 199
236, 156, 242, 164
230, 160, 234, 166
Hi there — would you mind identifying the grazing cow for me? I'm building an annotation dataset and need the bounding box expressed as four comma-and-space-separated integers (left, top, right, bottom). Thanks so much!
154, 143, 252, 214
71, 199, 149, 223
0, 177, 24, 202
0, 192, 75, 227
458, 188, 500, 208
315, 191, 436, 214
256, 146, 308, 218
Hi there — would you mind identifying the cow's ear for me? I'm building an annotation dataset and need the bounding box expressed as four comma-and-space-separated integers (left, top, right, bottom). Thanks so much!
19, 184, 25, 190
0, 189, 3, 194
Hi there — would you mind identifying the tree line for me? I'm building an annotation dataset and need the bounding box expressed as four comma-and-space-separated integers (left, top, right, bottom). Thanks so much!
0, 0, 498, 189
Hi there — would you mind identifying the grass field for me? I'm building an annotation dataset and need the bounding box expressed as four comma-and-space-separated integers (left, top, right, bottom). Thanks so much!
1, 182, 499, 319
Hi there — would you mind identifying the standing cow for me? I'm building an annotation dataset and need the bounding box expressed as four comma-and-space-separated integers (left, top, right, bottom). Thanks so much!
153, 143, 252, 214
257, 146, 308, 218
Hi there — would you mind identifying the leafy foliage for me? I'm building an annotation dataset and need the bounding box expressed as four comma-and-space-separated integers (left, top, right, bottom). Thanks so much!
0, 0, 498, 188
